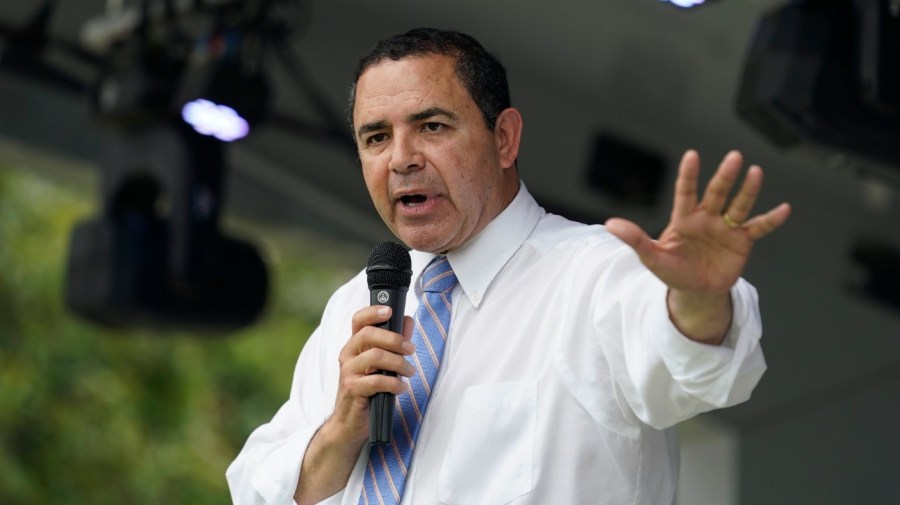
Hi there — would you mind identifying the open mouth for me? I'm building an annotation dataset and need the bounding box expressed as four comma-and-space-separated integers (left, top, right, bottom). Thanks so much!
400, 194, 427, 207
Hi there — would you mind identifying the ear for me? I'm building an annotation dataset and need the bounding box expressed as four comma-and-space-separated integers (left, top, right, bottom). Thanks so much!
493, 107, 523, 169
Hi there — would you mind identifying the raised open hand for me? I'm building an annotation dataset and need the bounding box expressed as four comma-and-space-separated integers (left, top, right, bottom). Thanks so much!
605, 150, 790, 342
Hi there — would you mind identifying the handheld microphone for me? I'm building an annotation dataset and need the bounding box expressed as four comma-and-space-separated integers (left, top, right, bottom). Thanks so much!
366, 241, 412, 445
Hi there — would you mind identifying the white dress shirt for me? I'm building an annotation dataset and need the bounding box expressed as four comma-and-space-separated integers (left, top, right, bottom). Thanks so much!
226, 183, 767, 505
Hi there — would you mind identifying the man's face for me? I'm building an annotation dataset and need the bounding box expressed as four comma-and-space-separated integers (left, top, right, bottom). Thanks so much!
353, 54, 518, 253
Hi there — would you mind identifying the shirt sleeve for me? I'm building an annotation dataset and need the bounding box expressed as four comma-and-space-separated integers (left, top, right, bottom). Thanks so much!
591, 247, 767, 431
226, 276, 363, 505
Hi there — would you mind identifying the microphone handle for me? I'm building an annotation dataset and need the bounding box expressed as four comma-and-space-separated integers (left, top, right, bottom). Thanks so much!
368, 286, 407, 445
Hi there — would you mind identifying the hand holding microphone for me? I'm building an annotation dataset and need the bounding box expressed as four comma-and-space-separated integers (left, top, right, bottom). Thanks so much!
365, 241, 412, 445
294, 244, 412, 504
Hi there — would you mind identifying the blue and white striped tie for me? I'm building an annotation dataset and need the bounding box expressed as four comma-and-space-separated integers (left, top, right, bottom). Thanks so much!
359, 255, 457, 505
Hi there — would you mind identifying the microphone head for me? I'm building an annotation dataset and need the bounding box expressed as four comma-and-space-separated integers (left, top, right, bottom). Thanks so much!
366, 241, 412, 289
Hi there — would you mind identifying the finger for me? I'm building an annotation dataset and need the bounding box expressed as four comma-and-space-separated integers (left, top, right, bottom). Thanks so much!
356, 347, 417, 378
402, 315, 414, 340
344, 325, 415, 359
605, 217, 660, 269
742, 202, 792, 240
351, 305, 393, 336
339, 369, 409, 400
360, 374, 410, 396
724, 165, 763, 224
672, 149, 700, 218
700, 150, 743, 214
343, 309, 415, 365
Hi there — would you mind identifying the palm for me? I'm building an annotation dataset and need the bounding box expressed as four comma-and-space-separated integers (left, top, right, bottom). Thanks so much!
648, 208, 753, 294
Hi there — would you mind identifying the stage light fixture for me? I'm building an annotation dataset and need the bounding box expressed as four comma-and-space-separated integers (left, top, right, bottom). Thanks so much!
68, 2, 278, 333
736, 0, 900, 170
65, 120, 269, 332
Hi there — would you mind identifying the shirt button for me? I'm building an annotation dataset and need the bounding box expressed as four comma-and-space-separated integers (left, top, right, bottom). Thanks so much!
472, 291, 481, 302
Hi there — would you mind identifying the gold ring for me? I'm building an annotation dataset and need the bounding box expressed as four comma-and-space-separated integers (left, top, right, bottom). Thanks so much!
722, 213, 741, 229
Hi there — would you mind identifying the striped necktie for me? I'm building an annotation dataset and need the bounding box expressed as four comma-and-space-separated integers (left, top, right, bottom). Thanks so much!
359, 255, 457, 505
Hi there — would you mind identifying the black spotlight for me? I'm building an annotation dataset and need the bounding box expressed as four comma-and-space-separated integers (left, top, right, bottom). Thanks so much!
65, 121, 268, 332
67, 4, 272, 332
736, 0, 900, 169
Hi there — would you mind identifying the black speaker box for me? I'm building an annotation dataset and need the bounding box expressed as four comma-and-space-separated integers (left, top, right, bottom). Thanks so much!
736, 0, 900, 168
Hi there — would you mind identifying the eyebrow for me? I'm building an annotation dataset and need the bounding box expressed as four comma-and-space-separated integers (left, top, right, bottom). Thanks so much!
410, 107, 458, 123
357, 120, 388, 139
356, 107, 459, 140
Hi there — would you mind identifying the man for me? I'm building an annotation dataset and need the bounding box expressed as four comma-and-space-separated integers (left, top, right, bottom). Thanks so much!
227, 28, 791, 505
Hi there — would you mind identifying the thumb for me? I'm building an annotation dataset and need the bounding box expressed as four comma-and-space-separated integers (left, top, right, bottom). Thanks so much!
605, 217, 656, 259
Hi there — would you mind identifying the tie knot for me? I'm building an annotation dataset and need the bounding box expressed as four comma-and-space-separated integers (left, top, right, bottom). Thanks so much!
420, 256, 457, 293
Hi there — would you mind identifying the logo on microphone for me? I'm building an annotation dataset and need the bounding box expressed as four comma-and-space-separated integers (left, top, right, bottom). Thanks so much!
377, 290, 390, 303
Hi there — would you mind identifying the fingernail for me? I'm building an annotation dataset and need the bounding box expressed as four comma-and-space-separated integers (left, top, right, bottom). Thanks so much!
402, 341, 415, 354
377, 307, 390, 317
405, 363, 416, 376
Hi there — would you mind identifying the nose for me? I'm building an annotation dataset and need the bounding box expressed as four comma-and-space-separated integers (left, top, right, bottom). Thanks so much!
389, 132, 425, 174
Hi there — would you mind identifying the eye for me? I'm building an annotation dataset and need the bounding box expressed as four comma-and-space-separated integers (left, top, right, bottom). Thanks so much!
365, 132, 389, 146
421, 122, 444, 133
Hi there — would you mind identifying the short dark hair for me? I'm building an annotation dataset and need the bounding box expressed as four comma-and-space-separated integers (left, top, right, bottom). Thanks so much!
348, 28, 511, 131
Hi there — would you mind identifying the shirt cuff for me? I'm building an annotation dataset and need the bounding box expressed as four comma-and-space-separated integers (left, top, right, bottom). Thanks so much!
251, 427, 319, 505
652, 279, 766, 407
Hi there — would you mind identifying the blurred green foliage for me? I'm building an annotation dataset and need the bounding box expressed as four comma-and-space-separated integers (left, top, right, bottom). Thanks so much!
0, 167, 356, 504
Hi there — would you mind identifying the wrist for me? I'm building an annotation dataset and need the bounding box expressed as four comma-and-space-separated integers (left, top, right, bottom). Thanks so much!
295, 419, 366, 505
666, 289, 732, 345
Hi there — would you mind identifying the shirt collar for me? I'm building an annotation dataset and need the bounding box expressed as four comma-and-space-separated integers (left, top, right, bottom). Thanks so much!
409, 182, 543, 308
